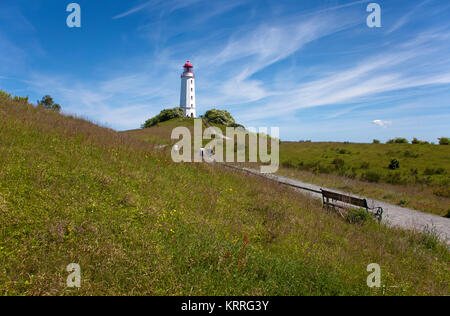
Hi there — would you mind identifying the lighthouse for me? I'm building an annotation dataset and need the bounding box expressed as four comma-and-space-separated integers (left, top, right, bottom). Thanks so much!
180, 61, 196, 118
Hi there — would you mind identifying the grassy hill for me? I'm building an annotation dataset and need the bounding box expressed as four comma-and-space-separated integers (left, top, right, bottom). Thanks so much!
123, 118, 202, 146
0, 95, 449, 295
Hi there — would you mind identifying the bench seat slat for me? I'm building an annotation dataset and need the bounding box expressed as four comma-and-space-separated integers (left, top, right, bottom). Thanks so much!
321, 189, 368, 209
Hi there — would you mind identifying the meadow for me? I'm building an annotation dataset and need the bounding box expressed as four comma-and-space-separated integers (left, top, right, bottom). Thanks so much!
0, 94, 449, 295
126, 121, 450, 216
276, 141, 450, 216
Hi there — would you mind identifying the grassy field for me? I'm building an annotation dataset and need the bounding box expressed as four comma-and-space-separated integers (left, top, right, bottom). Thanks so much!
125, 121, 450, 216
276, 142, 450, 216
0, 95, 449, 295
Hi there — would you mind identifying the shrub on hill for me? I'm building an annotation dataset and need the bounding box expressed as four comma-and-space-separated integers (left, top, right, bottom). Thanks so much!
386, 138, 408, 144
372, 139, 380, 144
204, 109, 237, 127
142, 107, 184, 128
0, 90, 11, 98
412, 138, 429, 145
1, 89, 29, 104
438, 137, 449, 145
37, 95, 61, 112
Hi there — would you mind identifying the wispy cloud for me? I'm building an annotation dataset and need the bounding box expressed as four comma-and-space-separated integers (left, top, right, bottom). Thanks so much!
113, 0, 207, 20
387, 0, 432, 34
113, 1, 157, 19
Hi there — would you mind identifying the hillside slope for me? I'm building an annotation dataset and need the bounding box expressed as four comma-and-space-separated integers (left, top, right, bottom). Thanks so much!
0, 96, 449, 295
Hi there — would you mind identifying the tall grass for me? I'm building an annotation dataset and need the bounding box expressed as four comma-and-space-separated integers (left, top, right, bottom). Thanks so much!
0, 94, 448, 295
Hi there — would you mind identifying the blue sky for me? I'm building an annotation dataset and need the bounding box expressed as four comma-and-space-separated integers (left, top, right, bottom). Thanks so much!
0, 0, 449, 142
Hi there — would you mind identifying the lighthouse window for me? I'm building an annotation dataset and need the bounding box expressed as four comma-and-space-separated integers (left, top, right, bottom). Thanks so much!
191, 96, 193, 100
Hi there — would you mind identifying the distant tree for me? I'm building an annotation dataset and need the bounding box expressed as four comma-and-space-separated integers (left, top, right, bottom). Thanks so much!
372, 139, 380, 144
37, 95, 61, 112
142, 107, 184, 128
412, 138, 429, 145
204, 109, 236, 126
438, 137, 450, 145
386, 138, 408, 144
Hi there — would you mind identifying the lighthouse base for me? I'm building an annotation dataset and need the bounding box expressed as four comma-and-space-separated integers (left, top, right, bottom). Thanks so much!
185, 107, 196, 118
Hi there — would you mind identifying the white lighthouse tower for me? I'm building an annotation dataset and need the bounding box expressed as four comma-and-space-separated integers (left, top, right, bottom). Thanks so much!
180, 61, 196, 118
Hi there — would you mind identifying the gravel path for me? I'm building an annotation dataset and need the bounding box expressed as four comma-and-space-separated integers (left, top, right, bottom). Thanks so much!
224, 165, 450, 245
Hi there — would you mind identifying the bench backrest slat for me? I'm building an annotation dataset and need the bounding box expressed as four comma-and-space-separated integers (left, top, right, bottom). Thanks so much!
321, 189, 368, 208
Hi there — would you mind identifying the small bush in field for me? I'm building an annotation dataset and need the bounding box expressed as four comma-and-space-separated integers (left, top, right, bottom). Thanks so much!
346, 208, 371, 225
388, 159, 400, 170
372, 139, 380, 144
438, 137, 449, 145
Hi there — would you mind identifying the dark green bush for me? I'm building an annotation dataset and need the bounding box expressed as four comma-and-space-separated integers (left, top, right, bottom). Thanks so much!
388, 159, 400, 170
142, 107, 184, 128
438, 137, 449, 145
37, 95, 61, 112
412, 138, 429, 145
204, 109, 236, 126
387, 138, 408, 144
372, 139, 380, 144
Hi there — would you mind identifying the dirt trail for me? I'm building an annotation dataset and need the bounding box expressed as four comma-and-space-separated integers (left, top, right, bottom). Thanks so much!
224, 165, 450, 245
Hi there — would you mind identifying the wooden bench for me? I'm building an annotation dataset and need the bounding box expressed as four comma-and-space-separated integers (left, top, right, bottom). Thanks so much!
321, 189, 383, 222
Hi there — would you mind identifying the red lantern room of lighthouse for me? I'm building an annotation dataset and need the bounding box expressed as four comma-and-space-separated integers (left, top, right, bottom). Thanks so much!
180, 61, 196, 118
